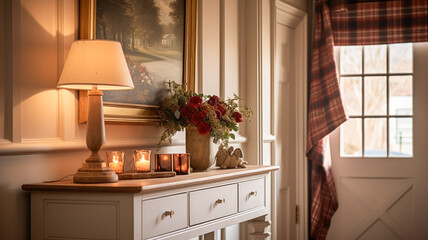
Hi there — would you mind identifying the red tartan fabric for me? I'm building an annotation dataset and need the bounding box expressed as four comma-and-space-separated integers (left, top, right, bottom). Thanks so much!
331, 0, 428, 45
308, 138, 339, 240
307, 0, 348, 239
308, 0, 427, 239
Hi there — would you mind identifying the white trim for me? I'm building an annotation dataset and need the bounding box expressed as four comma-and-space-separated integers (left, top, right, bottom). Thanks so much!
294, 16, 308, 240
0, 134, 245, 156
230, 133, 248, 144
0, 139, 12, 144
57, 0, 68, 141
271, 1, 278, 239
274, 1, 308, 240
263, 132, 276, 143
276, 1, 306, 28
8, 0, 22, 143
197, 0, 203, 93
244, 0, 263, 166
219, 0, 225, 99
257, 0, 264, 166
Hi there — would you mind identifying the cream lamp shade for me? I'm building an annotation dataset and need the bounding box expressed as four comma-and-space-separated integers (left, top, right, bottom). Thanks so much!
57, 40, 134, 90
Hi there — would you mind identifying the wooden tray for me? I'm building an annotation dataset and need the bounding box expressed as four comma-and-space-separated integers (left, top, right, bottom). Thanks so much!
117, 171, 176, 180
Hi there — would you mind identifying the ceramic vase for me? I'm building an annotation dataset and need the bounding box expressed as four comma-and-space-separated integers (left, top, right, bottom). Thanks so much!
185, 127, 217, 171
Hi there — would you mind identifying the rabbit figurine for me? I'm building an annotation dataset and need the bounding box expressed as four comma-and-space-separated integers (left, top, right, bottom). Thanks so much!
215, 145, 248, 169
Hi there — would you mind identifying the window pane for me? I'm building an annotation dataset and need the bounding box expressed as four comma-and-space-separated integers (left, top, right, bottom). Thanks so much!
389, 43, 413, 73
365, 77, 386, 115
341, 118, 362, 157
364, 118, 387, 157
389, 118, 413, 157
341, 77, 362, 116
390, 76, 413, 115
340, 46, 362, 74
364, 45, 386, 74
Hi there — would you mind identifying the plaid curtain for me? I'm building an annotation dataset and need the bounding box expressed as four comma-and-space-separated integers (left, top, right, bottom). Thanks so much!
308, 0, 427, 239
331, 0, 428, 45
307, 0, 348, 239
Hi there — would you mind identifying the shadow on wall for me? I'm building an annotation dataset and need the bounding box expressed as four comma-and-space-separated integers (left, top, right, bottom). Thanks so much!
0, 184, 30, 240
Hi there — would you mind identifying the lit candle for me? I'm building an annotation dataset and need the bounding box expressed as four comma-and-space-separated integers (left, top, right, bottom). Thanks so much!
155, 154, 173, 172
181, 156, 189, 173
173, 153, 190, 175
134, 150, 151, 173
106, 151, 124, 174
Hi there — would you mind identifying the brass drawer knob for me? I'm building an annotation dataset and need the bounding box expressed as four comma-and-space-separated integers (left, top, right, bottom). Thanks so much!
249, 191, 258, 197
163, 210, 175, 219
215, 198, 226, 205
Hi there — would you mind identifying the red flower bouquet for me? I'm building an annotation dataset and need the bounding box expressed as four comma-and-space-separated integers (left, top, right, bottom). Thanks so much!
157, 82, 251, 146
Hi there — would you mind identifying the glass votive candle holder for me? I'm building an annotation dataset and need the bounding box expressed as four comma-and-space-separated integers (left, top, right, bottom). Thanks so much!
155, 154, 173, 172
106, 151, 124, 174
173, 153, 190, 175
133, 150, 151, 173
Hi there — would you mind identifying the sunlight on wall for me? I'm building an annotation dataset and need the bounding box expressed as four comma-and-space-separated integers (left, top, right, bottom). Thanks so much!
21, 90, 59, 140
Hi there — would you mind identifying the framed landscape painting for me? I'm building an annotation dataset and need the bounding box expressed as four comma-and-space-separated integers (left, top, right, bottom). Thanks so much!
78, 0, 196, 124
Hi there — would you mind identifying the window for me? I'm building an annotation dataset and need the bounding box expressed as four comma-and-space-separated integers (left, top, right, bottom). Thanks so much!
338, 43, 413, 158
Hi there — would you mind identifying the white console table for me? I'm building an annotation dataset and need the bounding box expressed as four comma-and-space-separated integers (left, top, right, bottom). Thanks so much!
22, 165, 278, 240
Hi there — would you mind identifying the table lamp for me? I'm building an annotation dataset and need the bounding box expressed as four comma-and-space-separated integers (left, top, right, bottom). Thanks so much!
57, 40, 134, 183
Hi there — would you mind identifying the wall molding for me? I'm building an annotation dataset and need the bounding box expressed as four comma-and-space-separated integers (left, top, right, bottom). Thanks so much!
0, 138, 186, 156
57, 0, 78, 142
0, 134, 246, 156
6, 0, 22, 143
294, 16, 308, 240
276, 1, 306, 28
263, 133, 275, 143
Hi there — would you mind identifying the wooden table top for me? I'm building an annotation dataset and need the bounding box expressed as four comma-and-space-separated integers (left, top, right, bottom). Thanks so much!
22, 165, 279, 194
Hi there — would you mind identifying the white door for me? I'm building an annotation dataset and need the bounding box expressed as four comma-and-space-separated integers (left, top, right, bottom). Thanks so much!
274, 6, 307, 240
275, 21, 296, 240
327, 43, 428, 240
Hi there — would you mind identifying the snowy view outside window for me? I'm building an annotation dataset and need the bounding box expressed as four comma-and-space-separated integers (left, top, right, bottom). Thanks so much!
338, 43, 413, 158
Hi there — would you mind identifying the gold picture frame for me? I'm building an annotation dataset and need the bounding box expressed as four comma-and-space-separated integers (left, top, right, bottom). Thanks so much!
78, 0, 197, 124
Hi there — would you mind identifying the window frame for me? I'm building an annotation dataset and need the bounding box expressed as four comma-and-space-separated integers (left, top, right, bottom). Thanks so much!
336, 44, 414, 158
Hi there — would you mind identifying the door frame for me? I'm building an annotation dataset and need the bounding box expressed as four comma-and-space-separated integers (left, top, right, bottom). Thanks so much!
274, 1, 308, 239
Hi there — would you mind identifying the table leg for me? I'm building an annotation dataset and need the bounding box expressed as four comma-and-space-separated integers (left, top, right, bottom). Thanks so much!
248, 215, 271, 240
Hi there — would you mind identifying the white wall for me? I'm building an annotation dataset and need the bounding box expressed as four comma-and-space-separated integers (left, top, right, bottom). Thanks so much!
0, 0, 264, 239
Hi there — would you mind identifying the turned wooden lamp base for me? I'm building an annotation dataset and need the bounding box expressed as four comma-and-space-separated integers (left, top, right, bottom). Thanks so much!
73, 161, 119, 183
73, 88, 119, 184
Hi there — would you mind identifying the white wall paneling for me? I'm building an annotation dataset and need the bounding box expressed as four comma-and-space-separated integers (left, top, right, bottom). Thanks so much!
20, 0, 60, 140
5, 0, 22, 143
0, 1, 181, 239
274, 1, 307, 240
244, 0, 274, 239
245, 0, 266, 166
57, 0, 78, 142
198, 0, 220, 96
0, 0, 269, 239
221, 0, 240, 100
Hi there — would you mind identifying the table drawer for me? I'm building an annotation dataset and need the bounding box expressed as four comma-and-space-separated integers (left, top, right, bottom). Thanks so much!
142, 193, 188, 239
190, 184, 238, 225
239, 178, 265, 212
